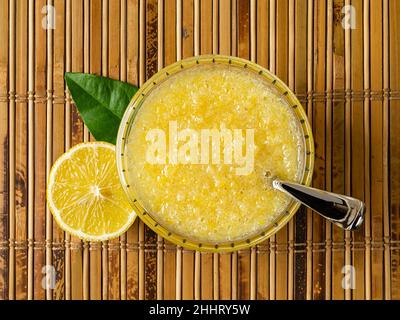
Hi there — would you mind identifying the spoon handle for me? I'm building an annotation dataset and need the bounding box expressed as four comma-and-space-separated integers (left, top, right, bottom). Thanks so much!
272, 179, 365, 231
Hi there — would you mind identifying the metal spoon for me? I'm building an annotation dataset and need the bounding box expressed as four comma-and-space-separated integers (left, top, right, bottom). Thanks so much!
272, 179, 365, 231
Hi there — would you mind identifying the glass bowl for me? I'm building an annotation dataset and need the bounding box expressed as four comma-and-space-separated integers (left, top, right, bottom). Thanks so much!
116, 55, 314, 252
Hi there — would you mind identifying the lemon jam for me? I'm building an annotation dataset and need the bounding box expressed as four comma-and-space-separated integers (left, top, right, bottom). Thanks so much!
125, 63, 305, 243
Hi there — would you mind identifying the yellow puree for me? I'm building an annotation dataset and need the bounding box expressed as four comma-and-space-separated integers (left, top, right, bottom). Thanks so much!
126, 64, 304, 242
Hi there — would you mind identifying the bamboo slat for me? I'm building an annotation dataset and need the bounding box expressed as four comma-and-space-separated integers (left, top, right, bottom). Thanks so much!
108, 0, 122, 301
200, 0, 212, 54
325, 0, 333, 300
331, 0, 346, 300
176, 0, 185, 301
27, 0, 34, 301
351, 0, 366, 300
370, 0, 384, 300
156, 0, 164, 301
70, 0, 84, 300
52, 0, 66, 301
198, 0, 214, 301
15, 0, 28, 300
100, 0, 109, 301
305, 0, 313, 300
268, 0, 276, 300
126, 0, 140, 301
237, 0, 251, 301
312, 0, 327, 300
230, 2, 238, 297
144, 0, 158, 301
162, 0, 177, 300
275, 0, 288, 300
255, 0, 269, 301
82, 0, 90, 301
0, 0, 399, 300
7, 0, 16, 301
389, 0, 400, 300
363, 0, 372, 300
192, 0, 201, 301
89, 0, 102, 301
0, 0, 9, 301
33, 0, 47, 301
216, 0, 233, 301
382, 0, 391, 300
64, 0, 71, 301
287, 0, 294, 300
344, 0, 351, 302
181, 0, 195, 301
293, 0, 307, 300
138, 0, 145, 301
8, 0, 16, 301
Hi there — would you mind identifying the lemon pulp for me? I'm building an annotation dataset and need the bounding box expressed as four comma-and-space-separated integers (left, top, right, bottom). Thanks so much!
125, 64, 304, 243
47, 142, 136, 241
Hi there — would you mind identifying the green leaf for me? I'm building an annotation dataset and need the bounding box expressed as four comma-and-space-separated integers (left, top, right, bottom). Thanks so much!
65, 72, 139, 144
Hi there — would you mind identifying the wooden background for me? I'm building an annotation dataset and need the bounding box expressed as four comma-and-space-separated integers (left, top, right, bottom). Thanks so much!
0, 0, 399, 300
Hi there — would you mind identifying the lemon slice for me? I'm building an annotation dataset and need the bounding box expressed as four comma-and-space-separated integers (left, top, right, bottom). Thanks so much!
47, 142, 136, 241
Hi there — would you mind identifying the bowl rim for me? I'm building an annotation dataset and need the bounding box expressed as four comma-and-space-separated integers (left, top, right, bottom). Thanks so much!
116, 54, 315, 252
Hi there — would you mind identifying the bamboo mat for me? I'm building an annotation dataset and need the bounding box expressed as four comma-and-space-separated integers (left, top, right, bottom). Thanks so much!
0, 0, 399, 300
